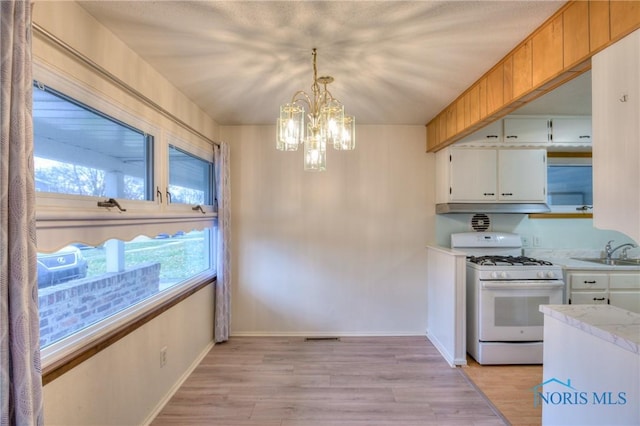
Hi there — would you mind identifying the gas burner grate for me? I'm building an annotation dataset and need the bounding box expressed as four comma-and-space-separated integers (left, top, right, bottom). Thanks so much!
467, 255, 554, 266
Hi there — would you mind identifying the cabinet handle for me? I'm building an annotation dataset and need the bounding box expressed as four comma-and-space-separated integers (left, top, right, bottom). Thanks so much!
506, 135, 518, 139
483, 193, 495, 196
584, 280, 596, 284
579, 135, 590, 139
593, 297, 606, 301
501, 192, 513, 196
486, 135, 499, 139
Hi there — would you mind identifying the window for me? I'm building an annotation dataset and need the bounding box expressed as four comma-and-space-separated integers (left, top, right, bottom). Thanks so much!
168, 144, 215, 206
547, 156, 593, 212
33, 85, 154, 201
32, 76, 217, 359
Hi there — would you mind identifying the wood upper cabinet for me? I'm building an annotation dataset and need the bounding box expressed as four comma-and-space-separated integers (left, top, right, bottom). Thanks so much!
532, 15, 564, 86
446, 104, 457, 139
513, 40, 533, 98
610, 1, 640, 40
486, 64, 504, 114
478, 77, 488, 120
426, 1, 639, 153
590, 0, 610, 52
467, 83, 481, 126
563, 1, 590, 68
503, 55, 514, 104
426, 119, 438, 151
456, 97, 465, 134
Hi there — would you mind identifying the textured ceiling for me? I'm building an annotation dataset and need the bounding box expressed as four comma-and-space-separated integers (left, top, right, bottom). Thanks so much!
78, 1, 567, 126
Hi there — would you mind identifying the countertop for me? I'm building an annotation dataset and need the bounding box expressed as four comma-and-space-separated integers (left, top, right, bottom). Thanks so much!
540, 304, 640, 354
524, 249, 640, 270
543, 257, 640, 270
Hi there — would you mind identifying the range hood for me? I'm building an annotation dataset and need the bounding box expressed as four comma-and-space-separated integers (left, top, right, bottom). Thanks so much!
435, 203, 551, 214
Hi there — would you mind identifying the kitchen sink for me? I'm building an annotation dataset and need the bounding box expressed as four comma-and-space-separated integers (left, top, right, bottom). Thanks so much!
572, 257, 640, 266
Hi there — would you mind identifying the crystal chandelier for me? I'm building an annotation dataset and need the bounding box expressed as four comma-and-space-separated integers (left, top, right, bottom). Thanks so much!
276, 48, 355, 171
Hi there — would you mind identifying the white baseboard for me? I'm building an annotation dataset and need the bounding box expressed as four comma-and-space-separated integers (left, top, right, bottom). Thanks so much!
230, 331, 426, 337
142, 340, 216, 425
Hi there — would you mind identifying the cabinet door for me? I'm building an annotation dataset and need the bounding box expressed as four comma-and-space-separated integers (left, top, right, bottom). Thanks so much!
503, 118, 550, 143
570, 291, 609, 305
551, 117, 592, 143
497, 149, 546, 202
456, 120, 502, 145
609, 291, 640, 313
592, 30, 640, 243
609, 273, 640, 290
449, 149, 497, 201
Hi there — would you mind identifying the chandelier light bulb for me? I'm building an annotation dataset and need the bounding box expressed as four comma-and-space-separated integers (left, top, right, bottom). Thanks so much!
276, 48, 355, 171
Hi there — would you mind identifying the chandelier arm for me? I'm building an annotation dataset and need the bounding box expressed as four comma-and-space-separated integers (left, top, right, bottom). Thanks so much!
291, 90, 313, 111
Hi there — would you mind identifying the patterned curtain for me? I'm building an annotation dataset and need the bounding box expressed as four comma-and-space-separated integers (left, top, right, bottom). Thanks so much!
213, 141, 230, 342
1, 1, 44, 425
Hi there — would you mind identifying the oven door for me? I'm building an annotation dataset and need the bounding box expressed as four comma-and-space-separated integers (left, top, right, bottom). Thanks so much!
478, 280, 564, 341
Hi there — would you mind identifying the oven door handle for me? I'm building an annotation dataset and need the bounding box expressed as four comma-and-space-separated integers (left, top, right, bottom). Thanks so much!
481, 281, 565, 290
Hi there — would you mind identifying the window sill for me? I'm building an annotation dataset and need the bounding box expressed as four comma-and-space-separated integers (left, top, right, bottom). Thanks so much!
42, 277, 215, 385
528, 213, 593, 219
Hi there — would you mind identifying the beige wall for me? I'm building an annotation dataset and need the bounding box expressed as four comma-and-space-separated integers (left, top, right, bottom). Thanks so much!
43, 285, 214, 426
221, 125, 435, 335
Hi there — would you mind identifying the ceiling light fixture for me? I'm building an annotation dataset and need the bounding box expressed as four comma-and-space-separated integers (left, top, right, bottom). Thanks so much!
276, 48, 355, 172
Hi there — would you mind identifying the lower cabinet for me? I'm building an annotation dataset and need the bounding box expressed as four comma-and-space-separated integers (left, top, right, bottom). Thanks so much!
567, 270, 640, 314
609, 273, 640, 313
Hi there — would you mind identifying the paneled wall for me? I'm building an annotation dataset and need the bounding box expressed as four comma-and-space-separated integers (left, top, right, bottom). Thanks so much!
221, 125, 435, 336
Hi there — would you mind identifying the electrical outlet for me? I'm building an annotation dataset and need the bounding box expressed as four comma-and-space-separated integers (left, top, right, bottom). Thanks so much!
160, 346, 168, 368
521, 235, 531, 247
533, 236, 541, 247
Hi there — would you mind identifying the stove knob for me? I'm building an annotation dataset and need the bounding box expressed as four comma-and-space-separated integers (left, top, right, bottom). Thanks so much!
491, 271, 500, 279
537, 271, 546, 279
546, 271, 556, 279
500, 271, 508, 279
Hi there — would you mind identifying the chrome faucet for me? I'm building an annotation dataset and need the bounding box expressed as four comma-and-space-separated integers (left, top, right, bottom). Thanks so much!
604, 240, 637, 260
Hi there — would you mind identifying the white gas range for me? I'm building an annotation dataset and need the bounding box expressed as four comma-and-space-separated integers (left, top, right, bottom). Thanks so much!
451, 232, 564, 365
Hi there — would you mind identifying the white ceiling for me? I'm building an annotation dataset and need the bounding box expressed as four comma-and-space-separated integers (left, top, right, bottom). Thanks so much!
77, 1, 573, 126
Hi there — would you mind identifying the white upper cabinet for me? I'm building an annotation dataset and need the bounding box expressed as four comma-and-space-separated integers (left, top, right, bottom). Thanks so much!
592, 29, 640, 243
436, 147, 547, 203
551, 116, 592, 143
456, 120, 503, 145
503, 118, 551, 143
498, 149, 547, 201
448, 149, 497, 201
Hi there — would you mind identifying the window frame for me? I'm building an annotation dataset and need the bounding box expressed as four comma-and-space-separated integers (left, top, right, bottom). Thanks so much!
33, 62, 218, 380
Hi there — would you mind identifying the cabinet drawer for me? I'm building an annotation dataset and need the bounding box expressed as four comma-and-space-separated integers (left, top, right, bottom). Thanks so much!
570, 291, 608, 305
609, 273, 640, 289
570, 273, 608, 290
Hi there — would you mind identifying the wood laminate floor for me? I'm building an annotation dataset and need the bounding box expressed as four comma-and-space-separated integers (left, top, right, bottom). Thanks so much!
461, 357, 543, 426
152, 336, 508, 426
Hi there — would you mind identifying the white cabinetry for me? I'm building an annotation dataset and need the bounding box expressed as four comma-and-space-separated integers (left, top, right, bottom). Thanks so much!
609, 273, 640, 313
567, 270, 640, 313
498, 150, 547, 201
551, 116, 592, 143
592, 29, 640, 242
436, 148, 547, 203
456, 120, 503, 145
503, 117, 550, 143
448, 149, 497, 201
